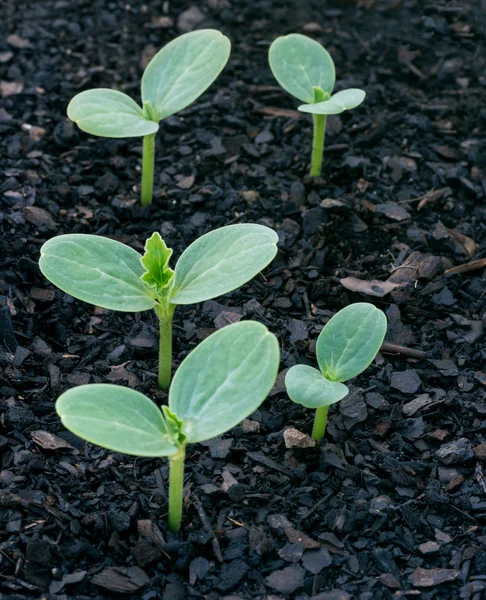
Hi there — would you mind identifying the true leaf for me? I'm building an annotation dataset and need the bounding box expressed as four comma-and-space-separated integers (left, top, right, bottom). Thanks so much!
299, 89, 366, 115
169, 321, 279, 443
39, 234, 156, 312
268, 34, 335, 103
67, 89, 159, 138
141, 30, 231, 121
141, 232, 175, 295
316, 303, 387, 382
285, 365, 348, 409
169, 224, 278, 305
56, 384, 179, 457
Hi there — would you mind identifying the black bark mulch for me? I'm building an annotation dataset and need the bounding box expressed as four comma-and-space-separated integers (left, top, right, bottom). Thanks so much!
1, 0, 486, 598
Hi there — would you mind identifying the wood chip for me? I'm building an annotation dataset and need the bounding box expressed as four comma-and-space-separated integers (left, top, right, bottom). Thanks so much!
340, 277, 401, 298
91, 566, 149, 593
30, 430, 75, 451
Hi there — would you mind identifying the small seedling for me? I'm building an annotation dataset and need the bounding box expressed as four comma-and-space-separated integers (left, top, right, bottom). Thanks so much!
55, 321, 279, 532
67, 30, 231, 206
269, 34, 366, 177
285, 303, 386, 441
39, 224, 278, 389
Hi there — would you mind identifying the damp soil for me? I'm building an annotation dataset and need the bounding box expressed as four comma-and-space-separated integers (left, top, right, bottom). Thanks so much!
1, 0, 486, 598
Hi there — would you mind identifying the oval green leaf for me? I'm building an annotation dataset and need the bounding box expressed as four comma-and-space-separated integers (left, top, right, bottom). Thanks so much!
39, 234, 156, 312
285, 365, 348, 409
67, 89, 159, 138
141, 30, 231, 121
299, 88, 366, 115
169, 224, 278, 305
316, 303, 387, 382
269, 34, 335, 103
169, 321, 279, 443
56, 384, 179, 457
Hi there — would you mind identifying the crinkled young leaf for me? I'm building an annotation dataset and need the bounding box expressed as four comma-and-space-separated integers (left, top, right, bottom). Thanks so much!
169, 321, 279, 443
169, 224, 278, 305
141, 30, 231, 121
316, 303, 387, 382
299, 89, 366, 115
56, 384, 179, 457
269, 34, 335, 103
140, 232, 175, 295
285, 365, 348, 409
67, 89, 159, 138
40, 234, 156, 312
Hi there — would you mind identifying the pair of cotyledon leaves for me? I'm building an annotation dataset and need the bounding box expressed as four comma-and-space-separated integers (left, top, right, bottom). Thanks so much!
56, 321, 280, 457
285, 303, 387, 409
39, 224, 278, 312
269, 34, 366, 116
67, 30, 231, 138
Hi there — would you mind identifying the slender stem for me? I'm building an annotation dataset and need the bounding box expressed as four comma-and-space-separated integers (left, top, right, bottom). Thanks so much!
312, 405, 329, 441
141, 133, 156, 206
168, 445, 186, 532
155, 304, 175, 390
310, 114, 327, 177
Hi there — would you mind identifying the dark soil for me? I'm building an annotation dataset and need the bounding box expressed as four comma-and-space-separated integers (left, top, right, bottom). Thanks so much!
1, 0, 486, 598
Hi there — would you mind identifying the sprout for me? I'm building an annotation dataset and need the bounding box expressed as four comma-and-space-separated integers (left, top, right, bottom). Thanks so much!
285, 303, 387, 441
269, 34, 366, 177
67, 30, 231, 206
39, 224, 278, 389
55, 321, 280, 532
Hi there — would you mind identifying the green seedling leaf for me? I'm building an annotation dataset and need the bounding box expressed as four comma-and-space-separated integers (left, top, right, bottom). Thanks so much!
39, 234, 155, 312
56, 384, 179, 457
285, 365, 348, 409
67, 89, 159, 138
141, 232, 175, 295
268, 34, 335, 103
299, 88, 366, 115
169, 321, 279, 443
142, 30, 231, 121
169, 224, 278, 305
316, 303, 387, 382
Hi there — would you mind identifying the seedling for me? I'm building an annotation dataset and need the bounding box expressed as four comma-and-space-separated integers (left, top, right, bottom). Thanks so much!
269, 34, 366, 177
39, 224, 278, 389
285, 303, 386, 441
67, 30, 231, 206
55, 321, 279, 532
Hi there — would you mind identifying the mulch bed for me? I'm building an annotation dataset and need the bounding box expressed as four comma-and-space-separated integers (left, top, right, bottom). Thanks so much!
1, 0, 486, 598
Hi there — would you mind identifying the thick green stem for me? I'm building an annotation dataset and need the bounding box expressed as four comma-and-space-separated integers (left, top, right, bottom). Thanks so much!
310, 114, 327, 177
168, 445, 186, 532
155, 304, 175, 390
141, 133, 156, 206
312, 405, 329, 441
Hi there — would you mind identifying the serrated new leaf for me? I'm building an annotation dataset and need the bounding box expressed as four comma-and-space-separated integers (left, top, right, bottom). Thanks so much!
141, 232, 175, 295
169, 321, 279, 443
67, 89, 159, 138
299, 89, 366, 115
285, 365, 348, 409
39, 234, 156, 312
56, 384, 179, 457
316, 303, 387, 382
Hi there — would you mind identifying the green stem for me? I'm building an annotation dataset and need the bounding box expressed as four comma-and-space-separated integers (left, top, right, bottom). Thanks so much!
155, 304, 175, 390
141, 133, 156, 206
312, 405, 329, 441
168, 445, 186, 532
310, 114, 327, 177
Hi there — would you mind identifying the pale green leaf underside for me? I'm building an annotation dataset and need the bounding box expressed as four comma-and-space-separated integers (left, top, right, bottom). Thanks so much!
299, 89, 366, 115
67, 89, 159, 138
169, 224, 278, 305
269, 33, 335, 103
56, 384, 179, 457
285, 365, 348, 409
142, 29, 231, 121
39, 234, 156, 312
317, 303, 387, 382
169, 321, 279, 443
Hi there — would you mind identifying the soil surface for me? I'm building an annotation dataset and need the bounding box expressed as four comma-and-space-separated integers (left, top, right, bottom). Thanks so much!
1, 0, 486, 598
